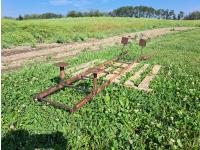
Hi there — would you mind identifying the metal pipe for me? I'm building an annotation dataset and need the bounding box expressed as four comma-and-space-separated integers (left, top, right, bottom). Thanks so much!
93, 73, 97, 92
43, 98, 71, 110
60, 67, 65, 80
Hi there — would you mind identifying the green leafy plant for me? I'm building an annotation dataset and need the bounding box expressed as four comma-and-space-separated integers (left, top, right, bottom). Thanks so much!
2, 17, 200, 48
1, 27, 200, 149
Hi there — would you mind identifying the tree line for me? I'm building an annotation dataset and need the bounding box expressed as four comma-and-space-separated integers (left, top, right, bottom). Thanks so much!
109, 6, 184, 20
5, 6, 200, 20
15, 11, 106, 20
184, 11, 200, 20
16, 13, 63, 20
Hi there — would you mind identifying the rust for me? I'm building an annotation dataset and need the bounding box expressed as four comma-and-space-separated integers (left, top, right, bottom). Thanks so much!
54, 62, 68, 80
92, 68, 104, 92
43, 98, 71, 110
93, 74, 97, 92
54, 62, 68, 67
34, 39, 135, 113
36, 60, 133, 113
139, 39, 146, 47
35, 52, 128, 100
121, 37, 129, 45
71, 61, 136, 112
36, 83, 65, 100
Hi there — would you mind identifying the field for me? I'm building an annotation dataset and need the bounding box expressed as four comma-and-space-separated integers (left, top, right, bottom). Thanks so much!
2, 17, 200, 48
2, 26, 200, 149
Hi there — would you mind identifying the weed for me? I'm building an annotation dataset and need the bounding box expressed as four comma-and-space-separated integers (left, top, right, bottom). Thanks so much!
30, 42, 36, 48
1, 28, 200, 149
2, 17, 200, 48
56, 36, 65, 44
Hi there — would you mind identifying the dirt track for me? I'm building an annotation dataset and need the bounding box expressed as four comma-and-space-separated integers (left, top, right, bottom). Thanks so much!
1, 27, 194, 72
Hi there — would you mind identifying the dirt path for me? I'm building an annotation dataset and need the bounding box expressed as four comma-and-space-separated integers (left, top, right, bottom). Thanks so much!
1, 27, 194, 72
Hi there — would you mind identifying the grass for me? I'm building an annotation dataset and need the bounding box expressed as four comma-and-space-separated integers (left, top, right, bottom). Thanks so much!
2, 17, 200, 48
133, 64, 153, 86
1, 29, 200, 149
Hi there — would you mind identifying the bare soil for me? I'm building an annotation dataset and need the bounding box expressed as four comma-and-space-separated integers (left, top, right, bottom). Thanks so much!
1, 27, 194, 72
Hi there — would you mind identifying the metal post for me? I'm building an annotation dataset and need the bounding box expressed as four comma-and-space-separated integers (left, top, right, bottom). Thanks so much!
93, 73, 97, 92
54, 62, 68, 81
139, 39, 147, 58
60, 66, 65, 80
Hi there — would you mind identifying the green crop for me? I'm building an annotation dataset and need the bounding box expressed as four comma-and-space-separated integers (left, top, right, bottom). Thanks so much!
1, 29, 200, 149
2, 17, 200, 48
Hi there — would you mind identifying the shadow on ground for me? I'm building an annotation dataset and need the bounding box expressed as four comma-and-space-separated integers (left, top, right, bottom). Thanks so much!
1, 129, 67, 150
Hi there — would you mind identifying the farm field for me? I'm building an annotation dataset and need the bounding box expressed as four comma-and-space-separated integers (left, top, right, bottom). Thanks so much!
1, 26, 194, 72
2, 17, 200, 48
1, 28, 200, 149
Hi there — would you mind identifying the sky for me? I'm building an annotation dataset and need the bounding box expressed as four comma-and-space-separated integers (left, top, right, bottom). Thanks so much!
2, 0, 200, 17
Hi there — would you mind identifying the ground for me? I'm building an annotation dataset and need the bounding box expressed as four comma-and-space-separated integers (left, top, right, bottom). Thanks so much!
1, 27, 195, 72
1, 27, 200, 149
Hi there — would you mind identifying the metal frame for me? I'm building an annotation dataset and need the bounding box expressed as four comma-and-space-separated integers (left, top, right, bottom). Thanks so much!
34, 37, 147, 113
34, 51, 134, 113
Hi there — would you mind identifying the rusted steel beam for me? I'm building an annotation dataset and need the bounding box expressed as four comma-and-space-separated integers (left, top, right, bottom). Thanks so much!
42, 98, 71, 110
36, 83, 65, 100
35, 52, 128, 100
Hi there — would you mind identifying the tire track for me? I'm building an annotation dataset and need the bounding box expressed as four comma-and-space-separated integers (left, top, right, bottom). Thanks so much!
1, 27, 194, 72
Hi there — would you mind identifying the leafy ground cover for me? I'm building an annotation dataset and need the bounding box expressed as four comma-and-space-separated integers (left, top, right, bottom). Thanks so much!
1, 29, 200, 149
2, 17, 200, 48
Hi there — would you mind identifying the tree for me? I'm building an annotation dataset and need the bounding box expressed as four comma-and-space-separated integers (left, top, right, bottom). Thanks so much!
164, 9, 170, 19
110, 6, 156, 18
111, 6, 134, 17
67, 10, 104, 17
40, 13, 63, 19
23, 13, 63, 19
3, 16, 14, 19
16, 15, 23, 20
155, 9, 162, 19
169, 10, 176, 20
178, 11, 184, 20
184, 11, 200, 20
67, 11, 80, 17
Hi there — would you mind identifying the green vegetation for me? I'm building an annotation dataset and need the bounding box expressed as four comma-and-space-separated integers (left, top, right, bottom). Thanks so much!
2, 17, 200, 48
12, 6, 199, 20
185, 11, 200, 20
2, 29, 200, 149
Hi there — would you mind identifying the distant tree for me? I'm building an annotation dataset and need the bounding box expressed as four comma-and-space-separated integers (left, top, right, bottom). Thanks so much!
164, 9, 170, 19
184, 11, 200, 20
40, 13, 63, 19
23, 13, 63, 19
16, 15, 23, 20
177, 11, 184, 20
88, 10, 98, 17
67, 11, 79, 17
3, 16, 14, 19
111, 6, 134, 17
95, 10, 104, 17
11, 6, 194, 20
169, 10, 176, 19
110, 6, 157, 18
67, 10, 104, 17
159, 9, 166, 19
24, 14, 38, 19
155, 9, 162, 19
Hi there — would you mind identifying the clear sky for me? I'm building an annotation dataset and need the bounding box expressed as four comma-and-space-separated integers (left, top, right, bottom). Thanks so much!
2, 0, 200, 17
